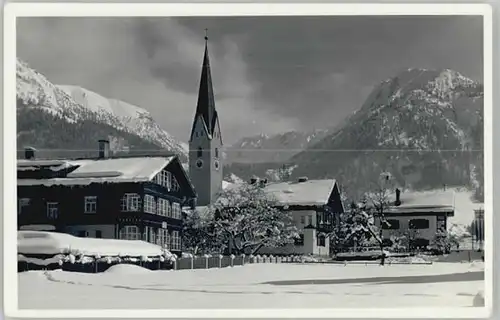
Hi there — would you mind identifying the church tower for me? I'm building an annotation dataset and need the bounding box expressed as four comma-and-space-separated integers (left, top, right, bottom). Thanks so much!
188, 33, 224, 206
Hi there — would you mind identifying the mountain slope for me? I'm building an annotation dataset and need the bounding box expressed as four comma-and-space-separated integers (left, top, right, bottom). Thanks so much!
224, 68, 483, 201
58, 85, 188, 156
16, 58, 187, 161
289, 68, 483, 199
226, 129, 329, 164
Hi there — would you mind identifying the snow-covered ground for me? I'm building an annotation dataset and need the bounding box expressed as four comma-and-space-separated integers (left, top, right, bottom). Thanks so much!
18, 262, 484, 310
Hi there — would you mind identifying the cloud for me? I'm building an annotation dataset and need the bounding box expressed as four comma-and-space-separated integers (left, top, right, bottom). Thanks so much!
17, 17, 298, 144
17, 16, 483, 144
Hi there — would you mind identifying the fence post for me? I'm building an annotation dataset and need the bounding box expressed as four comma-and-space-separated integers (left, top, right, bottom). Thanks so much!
204, 254, 210, 269
269, 255, 274, 263
159, 256, 165, 270
94, 254, 100, 273
249, 254, 254, 264
230, 254, 235, 267
190, 255, 194, 270
218, 254, 223, 268
241, 254, 245, 266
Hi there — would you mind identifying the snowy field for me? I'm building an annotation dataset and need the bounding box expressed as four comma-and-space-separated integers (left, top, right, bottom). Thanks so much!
19, 262, 484, 309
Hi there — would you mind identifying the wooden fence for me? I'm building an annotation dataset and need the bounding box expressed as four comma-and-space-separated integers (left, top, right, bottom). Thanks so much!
18, 253, 304, 273
172, 254, 302, 270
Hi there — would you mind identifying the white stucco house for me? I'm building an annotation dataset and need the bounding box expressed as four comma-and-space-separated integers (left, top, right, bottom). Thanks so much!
374, 188, 455, 248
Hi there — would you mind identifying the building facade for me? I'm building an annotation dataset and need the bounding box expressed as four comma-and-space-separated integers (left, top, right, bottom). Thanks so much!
257, 178, 345, 257
374, 189, 455, 249
17, 143, 196, 256
188, 36, 224, 206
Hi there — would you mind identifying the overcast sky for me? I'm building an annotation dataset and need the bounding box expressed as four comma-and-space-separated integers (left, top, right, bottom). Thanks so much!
17, 16, 483, 145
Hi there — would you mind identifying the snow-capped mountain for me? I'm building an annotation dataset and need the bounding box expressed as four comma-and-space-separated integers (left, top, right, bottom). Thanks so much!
16, 58, 188, 159
226, 129, 329, 164
225, 68, 484, 201
58, 85, 188, 156
289, 68, 483, 198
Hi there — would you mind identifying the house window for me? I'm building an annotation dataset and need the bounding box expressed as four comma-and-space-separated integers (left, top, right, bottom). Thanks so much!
165, 230, 171, 250
171, 231, 181, 251
197, 147, 203, 158
77, 230, 88, 237
119, 225, 141, 240
155, 171, 173, 190
149, 227, 156, 244
215, 148, 219, 158
84, 196, 97, 213
317, 234, 326, 247
158, 228, 168, 248
157, 198, 168, 216
166, 200, 172, 217
409, 219, 430, 230
300, 216, 305, 224
95, 230, 102, 238
294, 234, 304, 246
18, 198, 30, 215
120, 193, 141, 212
171, 176, 180, 192
382, 219, 400, 230
171, 202, 181, 219
46, 202, 59, 219
144, 195, 156, 214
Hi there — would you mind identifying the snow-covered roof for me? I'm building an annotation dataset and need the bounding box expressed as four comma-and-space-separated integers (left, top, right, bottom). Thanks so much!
17, 156, 175, 186
262, 179, 337, 206
386, 189, 455, 214
18, 230, 170, 257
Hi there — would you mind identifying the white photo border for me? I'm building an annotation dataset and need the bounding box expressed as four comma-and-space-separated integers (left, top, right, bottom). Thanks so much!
3, 2, 494, 319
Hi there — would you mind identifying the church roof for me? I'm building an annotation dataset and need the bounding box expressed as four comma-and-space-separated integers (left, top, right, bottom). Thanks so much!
191, 36, 219, 139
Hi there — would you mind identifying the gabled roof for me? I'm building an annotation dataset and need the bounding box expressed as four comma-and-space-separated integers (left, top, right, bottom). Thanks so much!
385, 189, 455, 214
17, 156, 176, 186
262, 179, 337, 206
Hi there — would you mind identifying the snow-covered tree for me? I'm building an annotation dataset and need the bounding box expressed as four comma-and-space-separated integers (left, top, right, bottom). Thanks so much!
429, 228, 454, 254
330, 201, 387, 264
208, 183, 299, 255
182, 207, 224, 255
277, 164, 292, 181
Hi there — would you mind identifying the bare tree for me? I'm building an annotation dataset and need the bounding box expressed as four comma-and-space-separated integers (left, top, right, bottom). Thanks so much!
364, 171, 396, 265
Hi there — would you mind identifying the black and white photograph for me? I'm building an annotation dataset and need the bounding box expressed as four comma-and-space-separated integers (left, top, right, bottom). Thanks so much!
3, 3, 493, 317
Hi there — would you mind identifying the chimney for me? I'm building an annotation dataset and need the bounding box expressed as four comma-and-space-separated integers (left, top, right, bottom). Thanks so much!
297, 176, 309, 183
24, 147, 36, 160
98, 139, 110, 159
395, 188, 401, 206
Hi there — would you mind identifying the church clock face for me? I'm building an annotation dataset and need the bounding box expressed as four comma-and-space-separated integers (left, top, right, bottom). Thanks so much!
196, 159, 203, 169
214, 160, 220, 170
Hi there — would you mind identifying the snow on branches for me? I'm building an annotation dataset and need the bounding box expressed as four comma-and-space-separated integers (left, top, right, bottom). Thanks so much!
183, 184, 298, 255
210, 183, 298, 255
